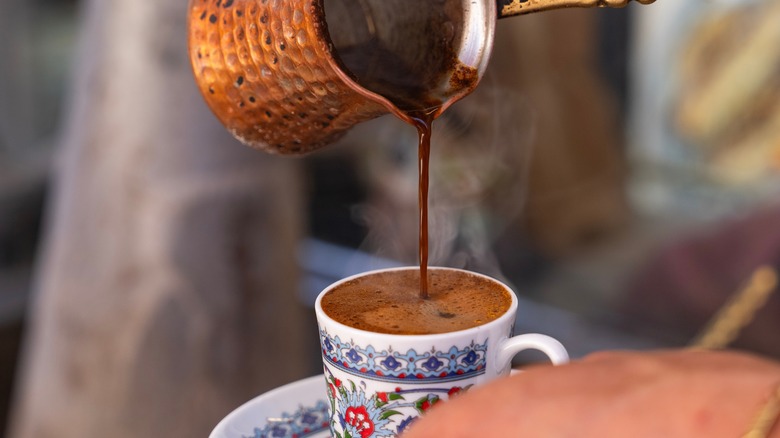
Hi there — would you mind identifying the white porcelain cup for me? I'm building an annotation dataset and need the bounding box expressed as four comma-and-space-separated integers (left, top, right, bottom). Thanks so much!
315, 267, 569, 437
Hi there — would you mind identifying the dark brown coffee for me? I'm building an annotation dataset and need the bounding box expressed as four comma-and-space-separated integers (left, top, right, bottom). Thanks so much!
321, 269, 512, 335
326, 1, 479, 298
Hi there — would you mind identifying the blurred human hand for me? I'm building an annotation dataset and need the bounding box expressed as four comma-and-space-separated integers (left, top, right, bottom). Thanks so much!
402, 350, 780, 438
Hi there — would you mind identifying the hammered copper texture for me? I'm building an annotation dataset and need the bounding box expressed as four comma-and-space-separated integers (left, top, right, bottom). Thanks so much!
188, 0, 386, 154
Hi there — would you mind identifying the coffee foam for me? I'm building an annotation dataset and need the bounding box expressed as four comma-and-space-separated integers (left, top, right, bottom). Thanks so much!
321, 269, 512, 335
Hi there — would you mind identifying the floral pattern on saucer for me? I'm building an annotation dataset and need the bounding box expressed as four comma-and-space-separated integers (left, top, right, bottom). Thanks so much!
246, 400, 329, 438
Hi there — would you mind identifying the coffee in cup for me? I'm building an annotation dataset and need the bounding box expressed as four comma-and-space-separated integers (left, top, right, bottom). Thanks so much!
321, 268, 512, 335
315, 266, 568, 437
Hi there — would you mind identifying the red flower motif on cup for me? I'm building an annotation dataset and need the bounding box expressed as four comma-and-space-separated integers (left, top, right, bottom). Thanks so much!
345, 406, 375, 438
415, 395, 441, 414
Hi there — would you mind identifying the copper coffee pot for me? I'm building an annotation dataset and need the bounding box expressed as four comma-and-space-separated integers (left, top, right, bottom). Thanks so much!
188, 0, 654, 154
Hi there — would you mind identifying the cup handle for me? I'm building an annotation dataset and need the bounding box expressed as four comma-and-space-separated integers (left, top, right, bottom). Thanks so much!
497, 333, 569, 375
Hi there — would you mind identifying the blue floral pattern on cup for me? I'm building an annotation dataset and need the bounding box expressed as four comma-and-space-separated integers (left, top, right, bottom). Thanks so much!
320, 330, 488, 383
324, 367, 473, 438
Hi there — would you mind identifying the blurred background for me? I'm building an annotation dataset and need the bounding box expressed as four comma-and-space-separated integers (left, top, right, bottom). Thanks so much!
1, 0, 779, 436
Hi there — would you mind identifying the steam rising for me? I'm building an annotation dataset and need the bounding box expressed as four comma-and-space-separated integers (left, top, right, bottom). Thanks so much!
350, 74, 537, 278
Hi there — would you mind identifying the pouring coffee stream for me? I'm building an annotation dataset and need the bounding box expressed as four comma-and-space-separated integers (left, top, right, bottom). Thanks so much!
188, 0, 656, 298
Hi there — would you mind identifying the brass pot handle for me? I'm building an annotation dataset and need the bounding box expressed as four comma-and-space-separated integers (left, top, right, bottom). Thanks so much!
498, 0, 656, 18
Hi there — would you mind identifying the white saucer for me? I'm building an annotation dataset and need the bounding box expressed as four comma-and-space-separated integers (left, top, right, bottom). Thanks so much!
210, 375, 330, 438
